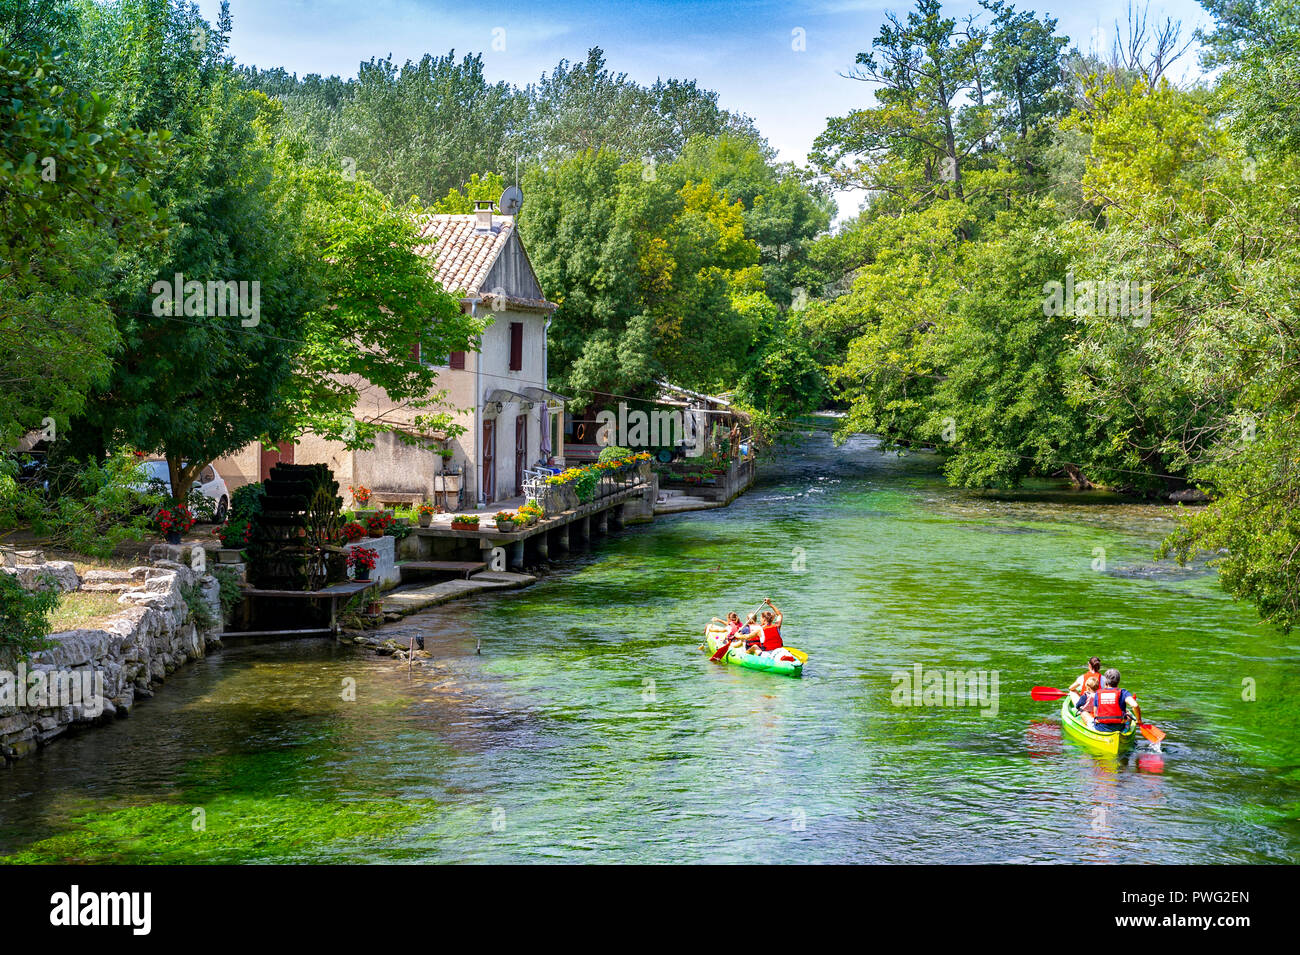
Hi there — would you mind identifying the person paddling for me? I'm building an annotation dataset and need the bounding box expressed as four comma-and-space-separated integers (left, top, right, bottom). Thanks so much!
1068, 656, 1103, 698
1077, 668, 1141, 733
745, 598, 784, 654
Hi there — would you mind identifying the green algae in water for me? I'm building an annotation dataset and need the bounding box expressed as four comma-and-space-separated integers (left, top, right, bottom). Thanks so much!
3, 742, 441, 864
3, 433, 1300, 863
2, 795, 438, 864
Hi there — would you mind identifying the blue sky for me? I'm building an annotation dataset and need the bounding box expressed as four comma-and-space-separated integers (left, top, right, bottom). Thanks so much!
197, 0, 1212, 220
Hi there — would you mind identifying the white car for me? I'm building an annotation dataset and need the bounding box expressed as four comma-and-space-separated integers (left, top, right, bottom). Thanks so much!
139, 460, 230, 523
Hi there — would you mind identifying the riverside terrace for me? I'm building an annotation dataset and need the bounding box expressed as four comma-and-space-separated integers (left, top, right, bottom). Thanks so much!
394, 449, 758, 581
400, 480, 655, 577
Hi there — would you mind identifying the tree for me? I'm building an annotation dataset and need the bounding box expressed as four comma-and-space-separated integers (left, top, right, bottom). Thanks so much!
811, 0, 993, 204
58, 2, 478, 502
523, 48, 754, 164
432, 171, 506, 213
0, 41, 164, 448
519, 149, 773, 403
672, 134, 832, 306
56, 0, 314, 502
333, 51, 525, 205
980, 0, 1069, 142
269, 132, 483, 448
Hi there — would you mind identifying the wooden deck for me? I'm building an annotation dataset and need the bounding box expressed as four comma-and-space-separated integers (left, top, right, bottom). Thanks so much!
411, 484, 645, 542
398, 560, 487, 580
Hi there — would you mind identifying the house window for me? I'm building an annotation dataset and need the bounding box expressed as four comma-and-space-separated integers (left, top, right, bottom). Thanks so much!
509, 322, 523, 371
449, 351, 466, 370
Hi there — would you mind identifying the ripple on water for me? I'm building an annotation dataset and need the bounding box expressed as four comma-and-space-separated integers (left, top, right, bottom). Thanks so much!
0, 432, 1297, 863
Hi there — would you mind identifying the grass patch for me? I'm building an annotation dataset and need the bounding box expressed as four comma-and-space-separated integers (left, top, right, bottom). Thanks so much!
46, 591, 122, 633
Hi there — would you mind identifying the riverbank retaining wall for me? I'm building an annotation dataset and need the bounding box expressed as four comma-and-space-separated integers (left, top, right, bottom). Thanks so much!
0, 560, 223, 763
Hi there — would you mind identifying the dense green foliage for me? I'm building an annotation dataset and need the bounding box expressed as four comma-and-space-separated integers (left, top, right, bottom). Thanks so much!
802, 0, 1300, 629
246, 46, 830, 415
7, 0, 1300, 634
0, 571, 57, 656
1, 1, 480, 507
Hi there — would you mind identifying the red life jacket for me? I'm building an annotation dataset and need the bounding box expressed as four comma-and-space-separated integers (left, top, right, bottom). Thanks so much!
1094, 687, 1127, 725
759, 625, 783, 651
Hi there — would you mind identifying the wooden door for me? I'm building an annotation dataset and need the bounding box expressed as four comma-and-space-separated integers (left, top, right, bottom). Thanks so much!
481, 419, 496, 504
259, 441, 294, 480
515, 414, 527, 496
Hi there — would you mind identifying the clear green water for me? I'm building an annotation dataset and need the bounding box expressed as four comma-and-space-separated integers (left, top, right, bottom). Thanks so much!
2, 432, 1297, 863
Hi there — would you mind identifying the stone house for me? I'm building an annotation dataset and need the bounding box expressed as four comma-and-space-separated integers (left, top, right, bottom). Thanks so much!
215, 202, 564, 510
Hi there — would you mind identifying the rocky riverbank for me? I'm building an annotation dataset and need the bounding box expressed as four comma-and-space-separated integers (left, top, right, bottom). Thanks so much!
0, 557, 222, 762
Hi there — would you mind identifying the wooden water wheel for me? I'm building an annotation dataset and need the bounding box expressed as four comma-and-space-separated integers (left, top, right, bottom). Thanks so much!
246, 463, 347, 591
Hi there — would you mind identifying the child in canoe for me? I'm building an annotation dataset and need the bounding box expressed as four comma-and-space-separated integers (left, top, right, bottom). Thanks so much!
710, 612, 743, 639
1076, 674, 1102, 727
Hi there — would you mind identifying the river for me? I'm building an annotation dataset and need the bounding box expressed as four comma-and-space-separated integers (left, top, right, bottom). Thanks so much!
1, 431, 1297, 863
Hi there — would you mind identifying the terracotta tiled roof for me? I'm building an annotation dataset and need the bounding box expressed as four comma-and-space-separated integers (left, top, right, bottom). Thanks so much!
414, 214, 515, 296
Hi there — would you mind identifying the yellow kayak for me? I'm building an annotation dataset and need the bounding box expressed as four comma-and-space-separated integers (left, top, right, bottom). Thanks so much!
1061, 696, 1136, 755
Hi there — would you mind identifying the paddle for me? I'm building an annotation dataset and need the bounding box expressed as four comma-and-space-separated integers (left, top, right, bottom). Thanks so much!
1031, 685, 1070, 701
709, 639, 735, 662
784, 647, 809, 664
707, 601, 764, 662
1138, 722, 1167, 744
1032, 686, 1167, 743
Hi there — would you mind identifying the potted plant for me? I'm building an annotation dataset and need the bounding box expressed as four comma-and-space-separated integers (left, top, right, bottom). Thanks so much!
494, 510, 517, 533
217, 517, 253, 557
347, 546, 378, 582
350, 484, 372, 508
416, 501, 436, 528
156, 504, 195, 545
342, 520, 366, 543
366, 513, 394, 538
450, 514, 480, 531
518, 501, 542, 526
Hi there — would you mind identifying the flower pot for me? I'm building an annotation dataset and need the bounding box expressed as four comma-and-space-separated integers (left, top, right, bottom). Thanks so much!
216, 548, 242, 564
355, 567, 371, 581
495, 520, 515, 533
165, 531, 182, 545
368, 529, 383, 538
451, 521, 477, 531
418, 514, 432, 528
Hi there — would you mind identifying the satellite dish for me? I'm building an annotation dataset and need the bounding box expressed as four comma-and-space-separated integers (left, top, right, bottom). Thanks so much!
499, 186, 523, 217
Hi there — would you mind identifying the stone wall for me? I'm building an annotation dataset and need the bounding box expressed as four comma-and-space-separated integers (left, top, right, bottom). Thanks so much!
0, 560, 222, 762
344, 535, 398, 588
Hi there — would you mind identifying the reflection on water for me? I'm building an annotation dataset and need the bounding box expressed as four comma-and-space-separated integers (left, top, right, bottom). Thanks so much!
0, 432, 1297, 863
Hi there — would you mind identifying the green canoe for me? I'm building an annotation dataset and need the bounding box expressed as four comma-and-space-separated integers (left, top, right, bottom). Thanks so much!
703, 624, 803, 678
1060, 696, 1136, 755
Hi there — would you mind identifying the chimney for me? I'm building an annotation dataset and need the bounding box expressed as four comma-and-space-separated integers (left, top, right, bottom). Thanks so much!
474, 199, 495, 233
